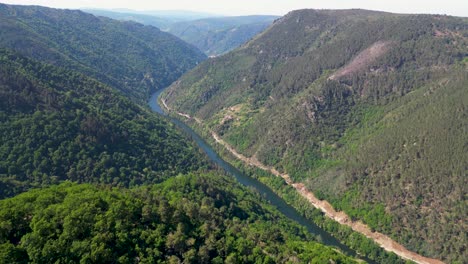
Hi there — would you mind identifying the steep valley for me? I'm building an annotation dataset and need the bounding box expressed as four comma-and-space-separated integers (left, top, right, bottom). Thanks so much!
0, 3, 206, 103
164, 9, 467, 263
0, 4, 385, 263
0, 2, 466, 263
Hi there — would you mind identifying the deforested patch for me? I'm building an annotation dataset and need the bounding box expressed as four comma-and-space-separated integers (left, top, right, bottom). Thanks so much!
329, 41, 393, 80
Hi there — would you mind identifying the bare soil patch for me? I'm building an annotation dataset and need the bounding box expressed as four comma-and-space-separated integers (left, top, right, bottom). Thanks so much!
329, 41, 392, 80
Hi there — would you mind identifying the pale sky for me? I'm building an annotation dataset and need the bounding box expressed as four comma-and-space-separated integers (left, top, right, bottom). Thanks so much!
1, 0, 467, 17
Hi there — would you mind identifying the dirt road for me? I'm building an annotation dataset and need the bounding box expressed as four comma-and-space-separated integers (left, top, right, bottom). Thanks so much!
210, 132, 444, 264
161, 98, 444, 264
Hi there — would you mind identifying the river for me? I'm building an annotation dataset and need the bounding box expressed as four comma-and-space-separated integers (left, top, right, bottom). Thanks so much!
149, 89, 369, 261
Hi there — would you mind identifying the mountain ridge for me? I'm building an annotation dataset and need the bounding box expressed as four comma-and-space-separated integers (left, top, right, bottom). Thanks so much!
0, 4, 371, 263
165, 15, 279, 56
164, 8, 467, 262
0, 48, 209, 198
0, 3, 206, 102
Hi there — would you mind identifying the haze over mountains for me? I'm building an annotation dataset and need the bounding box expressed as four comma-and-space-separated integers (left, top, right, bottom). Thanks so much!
166, 16, 279, 56
83, 8, 279, 56
82, 9, 219, 30
164, 9, 467, 263
0, 2, 466, 264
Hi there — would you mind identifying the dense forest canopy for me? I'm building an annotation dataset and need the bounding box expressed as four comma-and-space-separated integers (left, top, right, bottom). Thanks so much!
164, 9, 468, 262
0, 3, 466, 263
0, 5, 363, 263
0, 49, 209, 198
0, 173, 359, 263
0, 3, 206, 102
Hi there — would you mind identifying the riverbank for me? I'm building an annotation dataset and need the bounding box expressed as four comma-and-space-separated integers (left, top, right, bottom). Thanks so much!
211, 129, 443, 264
157, 94, 444, 264
150, 91, 367, 261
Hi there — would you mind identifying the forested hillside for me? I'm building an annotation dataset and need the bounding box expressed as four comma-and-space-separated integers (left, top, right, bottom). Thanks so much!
0, 49, 208, 198
0, 173, 358, 263
164, 9, 468, 262
0, 4, 206, 102
0, 4, 365, 263
168, 16, 278, 56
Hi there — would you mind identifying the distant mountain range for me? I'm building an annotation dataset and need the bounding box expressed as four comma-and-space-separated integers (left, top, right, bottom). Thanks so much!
82, 8, 219, 30
102, 8, 218, 21
81, 9, 178, 29
167, 16, 279, 56
83, 9, 279, 56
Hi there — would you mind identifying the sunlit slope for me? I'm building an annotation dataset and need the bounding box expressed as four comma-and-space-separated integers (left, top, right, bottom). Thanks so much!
0, 173, 359, 263
164, 9, 467, 262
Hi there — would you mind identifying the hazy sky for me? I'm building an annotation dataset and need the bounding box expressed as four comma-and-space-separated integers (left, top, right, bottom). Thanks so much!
2, 0, 467, 17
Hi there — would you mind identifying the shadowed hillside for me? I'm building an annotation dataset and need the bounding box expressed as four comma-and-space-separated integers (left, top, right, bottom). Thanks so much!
0, 4, 206, 102
0, 49, 209, 198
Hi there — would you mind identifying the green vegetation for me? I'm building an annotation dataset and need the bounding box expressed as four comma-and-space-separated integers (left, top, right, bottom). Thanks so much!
165, 9, 467, 262
0, 173, 359, 263
170, 117, 410, 264
0, 3, 206, 102
168, 16, 278, 56
317, 70, 468, 260
0, 49, 208, 198
0, 4, 367, 263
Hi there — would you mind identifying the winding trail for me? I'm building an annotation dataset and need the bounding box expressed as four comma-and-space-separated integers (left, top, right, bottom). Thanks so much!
160, 97, 444, 264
